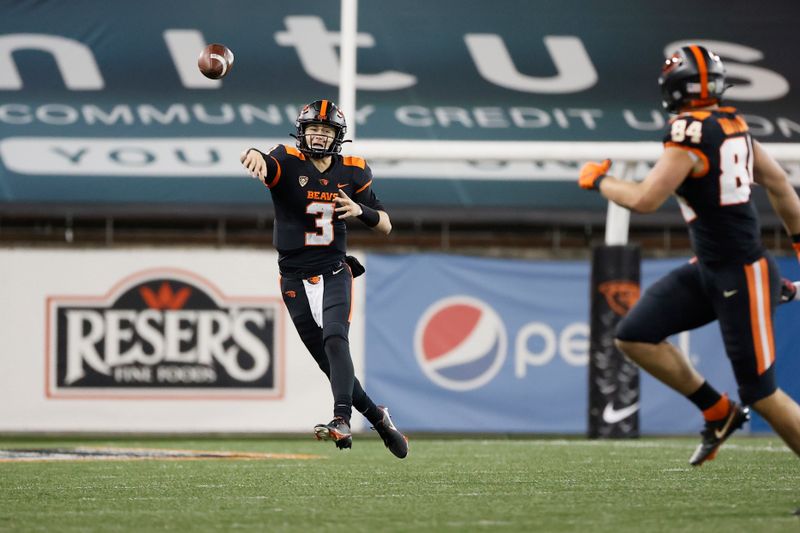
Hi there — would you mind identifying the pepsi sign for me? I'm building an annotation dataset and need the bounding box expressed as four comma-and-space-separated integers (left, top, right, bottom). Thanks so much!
414, 296, 507, 391
364, 253, 777, 434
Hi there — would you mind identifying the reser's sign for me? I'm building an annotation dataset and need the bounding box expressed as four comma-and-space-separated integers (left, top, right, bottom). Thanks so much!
45, 269, 284, 399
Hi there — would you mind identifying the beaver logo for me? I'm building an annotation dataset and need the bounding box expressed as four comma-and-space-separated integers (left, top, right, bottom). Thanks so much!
598, 281, 640, 316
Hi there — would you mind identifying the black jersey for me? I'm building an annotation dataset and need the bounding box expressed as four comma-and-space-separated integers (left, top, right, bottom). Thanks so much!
663, 107, 763, 264
257, 144, 385, 276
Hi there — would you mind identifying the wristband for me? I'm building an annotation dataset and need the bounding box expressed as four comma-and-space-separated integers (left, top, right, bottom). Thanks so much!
356, 204, 380, 227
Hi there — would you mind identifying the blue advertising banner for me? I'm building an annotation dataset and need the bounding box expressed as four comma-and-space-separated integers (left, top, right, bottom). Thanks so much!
364, 254, 800, 434
2, 0, 800, 209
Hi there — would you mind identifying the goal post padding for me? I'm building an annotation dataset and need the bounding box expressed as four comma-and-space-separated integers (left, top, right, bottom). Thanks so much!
588, 244, 641, 438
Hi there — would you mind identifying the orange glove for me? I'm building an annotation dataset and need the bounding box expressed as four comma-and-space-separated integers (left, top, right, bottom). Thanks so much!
579, 159, 612, 190
792, 235, 800, 263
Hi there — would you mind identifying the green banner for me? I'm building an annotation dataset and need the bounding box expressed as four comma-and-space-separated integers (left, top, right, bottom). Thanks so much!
1, 0, 798, 208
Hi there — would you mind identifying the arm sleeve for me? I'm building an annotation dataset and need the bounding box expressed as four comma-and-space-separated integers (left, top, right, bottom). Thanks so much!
252, 145, 285, 190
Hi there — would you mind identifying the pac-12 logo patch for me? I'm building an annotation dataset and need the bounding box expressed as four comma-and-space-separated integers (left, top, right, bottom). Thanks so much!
414, 296, 507, 391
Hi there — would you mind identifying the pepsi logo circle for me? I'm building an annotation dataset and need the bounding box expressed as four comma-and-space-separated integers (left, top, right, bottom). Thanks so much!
414, 296, 507, 391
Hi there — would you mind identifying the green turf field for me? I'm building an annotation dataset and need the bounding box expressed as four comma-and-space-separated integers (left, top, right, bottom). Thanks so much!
0, 435, 797, 532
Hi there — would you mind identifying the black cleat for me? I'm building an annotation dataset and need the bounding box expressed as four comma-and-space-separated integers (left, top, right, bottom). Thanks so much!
314, 417, 352, 450
689, 402, 750, 466
372, 406, 409, 459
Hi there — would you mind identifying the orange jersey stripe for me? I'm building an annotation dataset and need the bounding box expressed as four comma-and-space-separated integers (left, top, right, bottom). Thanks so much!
664, 142, 710, 177
284, 145, 305, 159
758, 259, 776, 370
718, 117, 749, 135
687, 111, 711, 121
744, 261, 764, 373
268, 156, 282, 188
343, 156, 366, 169
744, 259, 774, 374
320, 100, 328, 119
355, 180, 373, 194
689, 45, 709, 99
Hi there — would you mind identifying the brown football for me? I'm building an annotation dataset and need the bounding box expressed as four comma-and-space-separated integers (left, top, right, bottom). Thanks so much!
197, 43, 234, 80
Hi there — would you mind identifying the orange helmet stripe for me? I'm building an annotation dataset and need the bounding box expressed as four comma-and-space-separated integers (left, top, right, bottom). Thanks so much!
319, 100, 328, 119
688, 45, 709, 99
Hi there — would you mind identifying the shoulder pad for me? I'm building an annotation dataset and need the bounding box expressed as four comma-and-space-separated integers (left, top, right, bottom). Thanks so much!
673, 110, 712, 122
342, 156, 366, 169
282, 144, 306, 160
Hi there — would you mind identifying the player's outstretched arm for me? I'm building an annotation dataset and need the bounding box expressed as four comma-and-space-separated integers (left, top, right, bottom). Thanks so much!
240, 149, 267, 184
752, 140, 800, 260
334, 190, 392, 235
578, 148, 693, 213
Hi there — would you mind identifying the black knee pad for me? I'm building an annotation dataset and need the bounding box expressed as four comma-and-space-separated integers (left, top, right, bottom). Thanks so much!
323, 322, 349, 343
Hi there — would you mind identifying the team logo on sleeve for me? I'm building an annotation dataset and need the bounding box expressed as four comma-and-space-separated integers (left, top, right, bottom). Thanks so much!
45, 269, 283, 399
414, 296, 507, 391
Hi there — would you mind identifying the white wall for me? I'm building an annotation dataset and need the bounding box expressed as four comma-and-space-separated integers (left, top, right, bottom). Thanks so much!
0, 247, 367, 432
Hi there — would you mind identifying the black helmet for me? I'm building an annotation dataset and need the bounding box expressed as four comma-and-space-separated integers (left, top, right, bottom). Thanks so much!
293, 99, 347, 157
659, 45, 727, 113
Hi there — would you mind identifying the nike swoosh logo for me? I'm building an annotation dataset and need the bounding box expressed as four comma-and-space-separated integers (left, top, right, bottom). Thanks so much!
714, 410, 737, 439
336, 183, 348, 189
723, 290, 738, 298
332, 267, 344, 275
602, 402, 639, 424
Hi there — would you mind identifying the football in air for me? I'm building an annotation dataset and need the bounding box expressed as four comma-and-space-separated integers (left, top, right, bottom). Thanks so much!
197, 43, 234, 79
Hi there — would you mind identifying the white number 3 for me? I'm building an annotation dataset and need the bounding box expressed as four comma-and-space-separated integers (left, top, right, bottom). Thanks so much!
305, 202, 335, 246
671, 119, 702, 144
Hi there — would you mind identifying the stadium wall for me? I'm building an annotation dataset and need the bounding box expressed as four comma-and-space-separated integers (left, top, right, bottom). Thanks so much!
0, 247, 367, 433
3, 247, 797, 435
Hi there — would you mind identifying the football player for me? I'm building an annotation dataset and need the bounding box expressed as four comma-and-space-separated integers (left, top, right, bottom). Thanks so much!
579, 45, 800, 465
241, 99, 408, 458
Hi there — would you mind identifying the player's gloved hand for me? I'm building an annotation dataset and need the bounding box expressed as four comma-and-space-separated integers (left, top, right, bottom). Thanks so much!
779, 278, 799, 304
579, 159, 612, 190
